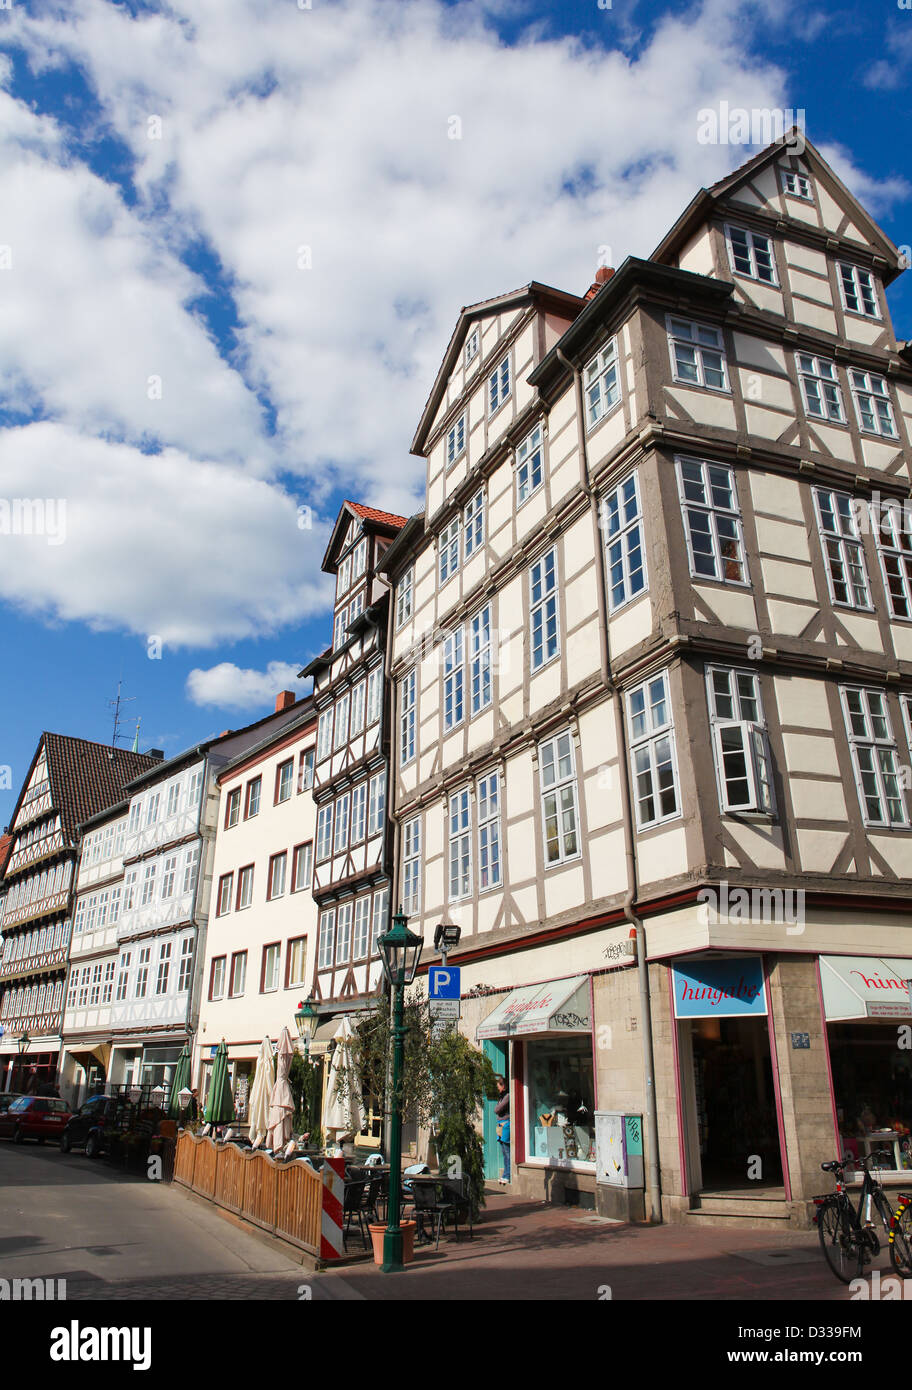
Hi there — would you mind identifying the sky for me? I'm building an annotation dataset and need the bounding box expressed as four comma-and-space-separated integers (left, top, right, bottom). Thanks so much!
0, 0, 909, 828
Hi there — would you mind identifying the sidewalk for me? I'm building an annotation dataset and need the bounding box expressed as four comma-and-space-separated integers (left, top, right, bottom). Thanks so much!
326, 1187, 872, 1300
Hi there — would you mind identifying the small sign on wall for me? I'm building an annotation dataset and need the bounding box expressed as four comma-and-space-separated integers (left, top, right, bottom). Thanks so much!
790, 1032, 810, 1050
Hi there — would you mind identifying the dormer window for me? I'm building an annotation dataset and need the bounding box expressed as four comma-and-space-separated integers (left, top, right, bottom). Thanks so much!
781, 168, 812, 200
726, 225, 777, 285
465, 327, 479, 366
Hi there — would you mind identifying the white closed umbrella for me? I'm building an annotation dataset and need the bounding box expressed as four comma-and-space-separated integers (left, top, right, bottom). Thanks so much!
322, 1016, 365, 1138
247, 1036, 275, 1146
266, 1026, 295, 1152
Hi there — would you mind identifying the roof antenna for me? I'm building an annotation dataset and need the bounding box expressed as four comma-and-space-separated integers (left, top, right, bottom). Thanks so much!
108, 680, 137, 752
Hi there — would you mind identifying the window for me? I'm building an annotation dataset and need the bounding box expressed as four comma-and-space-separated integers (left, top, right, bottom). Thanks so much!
516, 424, 544, 504
814, 488, 871, 609
123, 869, 136, 913
140, 862, 157, 907
488, 354, 510, 414
470, 604, 493, 714
338, 553, 352, 598
465, 327, 479, 365
353, 896, 371, 960
135, 946, 151, 999
286, 936, 307, 988
368, 772, 386, 836
443, 626, 465, 731
706, 667, 774, 814
101, 961, 115, 1006
841, 688, 907, 826
351, 782, 367, 843
209, 957, 226, 1001
128, 802, 141, 835
782, 168, 812, 199
477, 771, 502, 889
676, 457, 746, 584
350, 682, 366, 736
449, 789, 472, 900
187, 769, 203, 806
146, 792, 161, 826
318, 909, 335, 970
333, 608, 347, 650
396, 567, 413, 628
316, 805, 333, 861
349, 589, 364, 625
225, 787, 241, 828
334, 793, 350, 853
539, 731, 580, 865
464, 490, 485, 559
161, 854, 177, 900
317, 710, 333, 761
875, 502, 912, 620
402, 816, 422, 915
667, 316, 728, 391
335, 902, 352, 965
229, 951, 247, 997
245, 777, 261, 819
167, 783, 180, 818
367, 668, 382, 726
602, 472, 647, 611
838, 262, 879, 318
447, 415, 466, 467
182, 844, 199, 894
215, 872, 233, 917
268, 852, 287, 900
627, 673, 680, 829
155, 942, 172, 995
352, 538, 367, 581
584, 338, 620, 427
400, 670, 417, 766
439, 517, 461, 584
178, 938, 193, 993
261, 944, 281, 993
89, 963, 102, 1006
726, 225, 777, 284
333, 693, 350, 750
297, 747, 315, 792
850, 370, 898, 439
275, 759, 294, 804
798, 354, 845, 424
530, 547, 559, 670
236, 865, 254, 911
292, 842, 313, 892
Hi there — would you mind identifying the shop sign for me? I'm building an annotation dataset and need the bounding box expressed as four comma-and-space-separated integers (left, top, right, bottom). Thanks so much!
476, 976, 590, 1039
821, 956, 912, 1021
672, 958, 767, 1018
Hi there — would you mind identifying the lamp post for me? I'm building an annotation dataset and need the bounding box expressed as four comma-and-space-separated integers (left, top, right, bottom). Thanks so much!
294, 998, 319, 1132
16, 1030, 29, 1092
377, 908, 423, 1273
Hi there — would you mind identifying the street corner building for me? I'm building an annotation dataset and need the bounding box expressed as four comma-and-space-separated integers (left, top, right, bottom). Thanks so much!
378, 131, 912, 1228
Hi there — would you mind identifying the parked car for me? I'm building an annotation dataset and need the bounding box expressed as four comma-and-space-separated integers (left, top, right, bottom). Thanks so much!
0, 1095, 72, 1144
60, 1094, 126, 1157
0, 1093, 25, 1115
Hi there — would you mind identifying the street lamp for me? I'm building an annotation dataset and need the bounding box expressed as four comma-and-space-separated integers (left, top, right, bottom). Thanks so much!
294, 998, 319, 1134
377, 908, 423, 1273
433, 920, 461, 965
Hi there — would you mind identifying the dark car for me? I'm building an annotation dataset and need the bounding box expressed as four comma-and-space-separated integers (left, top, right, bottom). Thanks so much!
0, 1095, 72, 1144
59, 1094, 125, 1157
0, 1093, 25, 1115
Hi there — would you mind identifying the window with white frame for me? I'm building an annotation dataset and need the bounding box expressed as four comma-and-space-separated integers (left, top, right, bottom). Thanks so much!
146, 792, 161, 826
140, 862, 157, 907
338, 553, 352, 598
850, 369, 898, 439
135, 946, 151, 999
488, 354, 510, 414
465, 327, 479, 366
316, 804, 333, 861
539, 731, 580, 866
317, 710, 333, 761
335, 902, 352, 965
352, 537, 367, 582
287, 936, 307, 988
318, 909, 335, 970
333, 609, 347, 650
447, 415, 466, 467
838, 262, 879, 318
292, 841, 312, 891
229, 951, 247, 997
334, 793, 350, 853
841, 687, 907, 826
530, 548, 559, 670
667, 316, 728, 391
188, 768, 203, 805
353, 896, 371, 960
464, 490, 485, 559
268, 852, 287, 900
603, 471, 647, 611
781, 168, 812, 199
372, 885, 390, 954
726, 225, 777, 284
706, 667, 774, 814
449, 789, 472, 900
89, 963, 102, 1006
439, 516, 460, 584
477, 770, 502, 889
516, 424, 544, 505
350, 683, 366, 737
245, 777, 261, 819
367, 667, 382, 726
368, 771, 386, 835
102, 960, 115, 1005
262, 944, 281, 993
400, 670, 417, 765
275, 759, 294, 804
348, 589, 364, 625
225, 787, 241, 828
167, 783, 180, 818
182, 844, 199, 894
875, 502, 912, 620
676, 457, 747, 584
297, 748, 314, 793
178, 938, 193, 993
814, 487, 871, 609
402, 816, 421, 914
797, 354, 845, 423
470, 603, 493, 714
236, 865, 254, 910
155, 942, 171, 995
443, 626, 465, 731
216, 872, 233, 916
396, 567, 413, 628
123, 868, 137, 913
627, 673, 680, 829
351, 782, 367, 843
333, 693, 350, 750
584, 338, 620, 428
128, 802, 141, 835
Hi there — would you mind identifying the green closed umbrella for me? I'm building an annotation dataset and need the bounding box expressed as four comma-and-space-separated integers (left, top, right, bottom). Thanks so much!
167, 1045, 192, 1119
203, 1040, 235, 1129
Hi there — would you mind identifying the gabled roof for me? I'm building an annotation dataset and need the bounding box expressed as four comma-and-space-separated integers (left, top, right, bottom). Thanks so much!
37, 735, 160, 844
651, 131, 904, 281
411, 281, 585, 457
321, 499, 407, 575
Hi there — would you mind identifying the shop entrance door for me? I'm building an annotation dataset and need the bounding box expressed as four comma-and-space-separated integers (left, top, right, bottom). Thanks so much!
689, 1016, 783, 1190
483, 1040, 508, 1181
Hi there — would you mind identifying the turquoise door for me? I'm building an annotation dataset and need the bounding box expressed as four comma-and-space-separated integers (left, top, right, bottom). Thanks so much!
483, 1040, 508, 1180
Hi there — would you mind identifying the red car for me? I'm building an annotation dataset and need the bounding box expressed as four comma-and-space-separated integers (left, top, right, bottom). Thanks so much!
0, 1095, 72, 1144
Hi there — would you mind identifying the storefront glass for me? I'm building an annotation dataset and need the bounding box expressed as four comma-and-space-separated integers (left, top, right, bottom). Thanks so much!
829, 1022, 912, 1170
526, 1037, 595, 1165
140, 1045, 182, 1090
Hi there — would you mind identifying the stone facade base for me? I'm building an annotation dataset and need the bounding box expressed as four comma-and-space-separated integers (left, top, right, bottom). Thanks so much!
511, 1164, 646, 1221
662, 1192, 817, 1230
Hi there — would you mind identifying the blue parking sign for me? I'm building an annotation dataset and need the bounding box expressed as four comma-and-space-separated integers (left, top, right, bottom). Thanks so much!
429, 965, 461, 999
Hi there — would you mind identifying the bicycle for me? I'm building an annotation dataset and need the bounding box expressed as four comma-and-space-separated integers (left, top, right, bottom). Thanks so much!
888, 1190, 912, 1278
814, 1149, 902, 1284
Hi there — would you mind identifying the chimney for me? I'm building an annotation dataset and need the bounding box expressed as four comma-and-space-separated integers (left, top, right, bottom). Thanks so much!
145, 748, 165, 761
584, 264, 615, 301
275, 690, 296, 712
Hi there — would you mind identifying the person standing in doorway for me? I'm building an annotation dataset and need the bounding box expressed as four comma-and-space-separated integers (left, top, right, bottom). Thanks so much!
494, 1075, 511, 1184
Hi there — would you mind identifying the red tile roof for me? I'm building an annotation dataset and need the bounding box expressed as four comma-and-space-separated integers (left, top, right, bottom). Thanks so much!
344, 501, 408, 530
42, 734, 161, 843
0, 834, 12, 875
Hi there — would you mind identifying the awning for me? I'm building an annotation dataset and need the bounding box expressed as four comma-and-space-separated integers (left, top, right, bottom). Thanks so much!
821, 956, 912, 1020
68, 1043, 111, 1071
309, 1020, 342, 1056
476, 976, 591, 1041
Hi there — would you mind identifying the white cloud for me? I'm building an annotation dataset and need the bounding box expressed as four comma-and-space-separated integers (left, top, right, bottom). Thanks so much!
186, 660, 308, 711
863, 26, 912, 92
818, 141, 911, 219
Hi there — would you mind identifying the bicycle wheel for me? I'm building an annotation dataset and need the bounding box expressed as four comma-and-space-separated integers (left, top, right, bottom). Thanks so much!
889, 1201, 912, 1278
818, 1200, 864, 1284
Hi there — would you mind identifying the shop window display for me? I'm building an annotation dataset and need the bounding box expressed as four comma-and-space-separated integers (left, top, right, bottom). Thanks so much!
829, 1023, 912, 1169
526, 1037, 595, 1165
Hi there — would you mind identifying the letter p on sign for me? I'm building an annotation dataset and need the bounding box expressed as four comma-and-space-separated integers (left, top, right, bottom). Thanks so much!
429, 965, 460, 999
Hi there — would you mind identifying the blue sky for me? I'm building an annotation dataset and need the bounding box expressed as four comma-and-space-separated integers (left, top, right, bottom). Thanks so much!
0, 0, 908, 830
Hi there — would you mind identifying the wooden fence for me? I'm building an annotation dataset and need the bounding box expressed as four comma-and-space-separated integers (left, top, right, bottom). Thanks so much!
174, 1132, 323, 1254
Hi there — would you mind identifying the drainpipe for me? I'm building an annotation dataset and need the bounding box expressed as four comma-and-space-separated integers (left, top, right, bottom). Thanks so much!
555, 347, 662, 1224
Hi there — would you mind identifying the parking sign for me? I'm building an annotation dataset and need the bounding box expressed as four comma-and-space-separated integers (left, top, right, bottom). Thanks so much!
429, 965, 461, 1000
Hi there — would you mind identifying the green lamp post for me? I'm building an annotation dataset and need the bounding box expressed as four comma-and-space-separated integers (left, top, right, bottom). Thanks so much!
377, 908, 423, 1273
294, 997, 319, 1131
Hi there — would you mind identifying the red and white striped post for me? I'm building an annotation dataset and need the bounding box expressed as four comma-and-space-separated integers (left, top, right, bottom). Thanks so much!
320, 1155, 345, 1259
